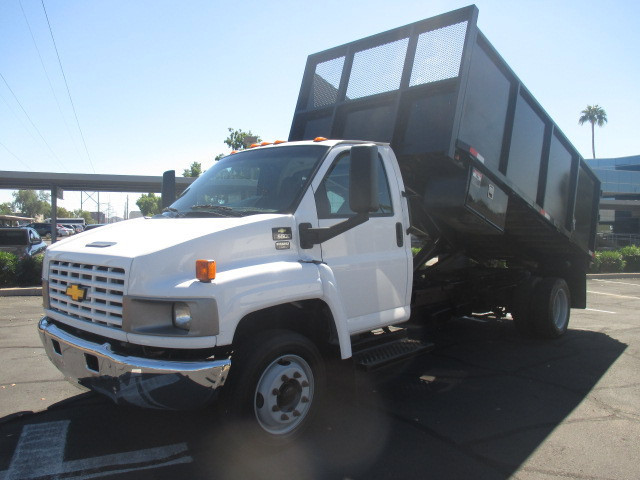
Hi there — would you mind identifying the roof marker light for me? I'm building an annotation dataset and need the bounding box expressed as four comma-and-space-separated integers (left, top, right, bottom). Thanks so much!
274, 140, 287, 144
260, 141, 272, 146
249, 143, 260, 148
313, 137, 327, 142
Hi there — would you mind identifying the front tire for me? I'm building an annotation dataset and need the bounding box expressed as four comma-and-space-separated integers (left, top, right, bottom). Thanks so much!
225, 329, 325, 443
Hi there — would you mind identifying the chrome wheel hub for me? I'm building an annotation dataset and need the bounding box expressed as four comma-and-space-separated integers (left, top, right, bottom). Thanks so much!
254, 354, 314, 435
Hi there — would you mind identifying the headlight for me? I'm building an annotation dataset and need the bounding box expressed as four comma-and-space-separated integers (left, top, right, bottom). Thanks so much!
173, 302, 192, 331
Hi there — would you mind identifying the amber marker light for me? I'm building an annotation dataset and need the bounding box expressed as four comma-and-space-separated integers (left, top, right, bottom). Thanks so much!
274, 140, 287, 144
196, 260, 216, 282
313, 137, 327, 142
260, 141, 273, 146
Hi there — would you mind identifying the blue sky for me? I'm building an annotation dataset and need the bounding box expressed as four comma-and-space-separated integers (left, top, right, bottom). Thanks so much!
1, 0, 639, 216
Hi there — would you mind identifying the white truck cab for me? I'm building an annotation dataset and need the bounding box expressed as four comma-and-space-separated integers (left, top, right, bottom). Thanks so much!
39, 140, 412, 439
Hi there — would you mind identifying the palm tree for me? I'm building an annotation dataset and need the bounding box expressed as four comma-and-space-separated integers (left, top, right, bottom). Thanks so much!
578, 105, 607, 159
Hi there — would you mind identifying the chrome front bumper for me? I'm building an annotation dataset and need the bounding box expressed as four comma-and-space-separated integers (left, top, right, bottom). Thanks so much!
38, 317, 231, 410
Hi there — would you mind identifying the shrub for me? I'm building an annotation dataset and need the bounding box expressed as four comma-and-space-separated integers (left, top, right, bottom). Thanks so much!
0, 252, 18, 287
619, 245, 640, 273
594, 251, 626, 273
16, 254, 44, 286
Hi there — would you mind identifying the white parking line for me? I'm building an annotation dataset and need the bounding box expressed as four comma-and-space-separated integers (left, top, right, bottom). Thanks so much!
592, 279, 640, 287
585, 308, 617, 314
587, 291, 640, 300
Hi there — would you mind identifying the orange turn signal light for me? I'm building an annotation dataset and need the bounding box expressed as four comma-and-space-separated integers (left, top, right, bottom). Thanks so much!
196, 260, 216, 282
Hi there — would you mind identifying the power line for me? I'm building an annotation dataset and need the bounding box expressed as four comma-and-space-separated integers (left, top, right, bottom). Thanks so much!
19, 0, 85, 166
0, 140, 33, 171
0, 71, 69, 172
0, 90, 45, 153
40, 0, 96, 174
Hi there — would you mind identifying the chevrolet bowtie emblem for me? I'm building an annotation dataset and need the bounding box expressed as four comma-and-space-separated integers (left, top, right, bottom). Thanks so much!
65, 284, 87, 302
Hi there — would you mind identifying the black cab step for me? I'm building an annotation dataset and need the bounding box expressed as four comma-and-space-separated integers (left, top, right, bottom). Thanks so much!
353, 337, 434, 371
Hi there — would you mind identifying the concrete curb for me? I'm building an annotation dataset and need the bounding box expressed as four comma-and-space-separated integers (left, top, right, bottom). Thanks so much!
0, 286, 42, 297
587, 273, 640, 279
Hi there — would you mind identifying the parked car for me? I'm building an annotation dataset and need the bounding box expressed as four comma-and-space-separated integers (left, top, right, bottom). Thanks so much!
82, 223, 106, 231
62, 224, 82, 234
0, 227, 47, 258
55, 224, 72, 236
27, 222, 54, 238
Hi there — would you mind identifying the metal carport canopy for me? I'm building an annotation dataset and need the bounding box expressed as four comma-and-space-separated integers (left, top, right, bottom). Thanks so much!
0, 170, 195, 242
0, 170, 194, 193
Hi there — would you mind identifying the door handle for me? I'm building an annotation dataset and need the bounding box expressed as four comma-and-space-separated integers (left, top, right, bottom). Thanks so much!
396, 222, 404, 247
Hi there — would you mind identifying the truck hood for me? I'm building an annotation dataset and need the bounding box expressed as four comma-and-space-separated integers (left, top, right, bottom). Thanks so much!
45, 215, 300, 295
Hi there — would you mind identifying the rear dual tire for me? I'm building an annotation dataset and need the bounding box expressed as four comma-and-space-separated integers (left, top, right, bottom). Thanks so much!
512, 277, 570, 339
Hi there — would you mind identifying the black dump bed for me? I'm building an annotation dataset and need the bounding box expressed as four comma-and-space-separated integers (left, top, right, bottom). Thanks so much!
290, 5, 600, 270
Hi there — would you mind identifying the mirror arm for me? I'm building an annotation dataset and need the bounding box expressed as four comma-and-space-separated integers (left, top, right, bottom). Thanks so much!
299, 214, 369, 249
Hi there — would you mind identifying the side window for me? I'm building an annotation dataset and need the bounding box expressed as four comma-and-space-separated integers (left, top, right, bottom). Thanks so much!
29, 230, 40, 242
315, 152, 393, 219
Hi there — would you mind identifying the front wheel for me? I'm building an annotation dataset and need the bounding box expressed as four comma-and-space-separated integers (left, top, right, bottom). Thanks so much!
224, 329, 325, 443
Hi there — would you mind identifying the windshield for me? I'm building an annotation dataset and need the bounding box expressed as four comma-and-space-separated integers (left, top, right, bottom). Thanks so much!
168, 145, 329, 217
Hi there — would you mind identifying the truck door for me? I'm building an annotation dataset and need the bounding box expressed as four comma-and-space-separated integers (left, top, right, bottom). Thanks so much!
313, 147, 411, 334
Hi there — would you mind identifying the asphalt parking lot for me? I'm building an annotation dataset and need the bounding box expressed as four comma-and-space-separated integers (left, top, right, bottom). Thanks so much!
1, 279, 639, 480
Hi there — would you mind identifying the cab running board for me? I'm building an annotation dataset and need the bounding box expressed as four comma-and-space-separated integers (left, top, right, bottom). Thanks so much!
352, 334, 434, 371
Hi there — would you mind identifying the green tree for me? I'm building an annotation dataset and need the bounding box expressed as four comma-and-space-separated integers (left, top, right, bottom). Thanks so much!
136, 193, 162, 216
182, 161, 203, 178
11, 190, 51, 218
0, 202, 12, 215
579, 105, 608, 159
56, 206, 73, 218
224, 127, 261, 150
215, 127, 262, 160
72, 209, 95, 225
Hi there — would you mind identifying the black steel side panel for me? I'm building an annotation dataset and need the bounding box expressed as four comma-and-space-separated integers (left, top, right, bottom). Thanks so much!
290, 5, 600, 265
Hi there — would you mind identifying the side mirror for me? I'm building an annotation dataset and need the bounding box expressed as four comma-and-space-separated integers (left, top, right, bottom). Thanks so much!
349, 145, 379, 215
162, 170, 176, 209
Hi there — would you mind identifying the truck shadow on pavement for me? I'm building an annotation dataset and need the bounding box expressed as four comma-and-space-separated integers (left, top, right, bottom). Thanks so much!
0, 317, 627, 480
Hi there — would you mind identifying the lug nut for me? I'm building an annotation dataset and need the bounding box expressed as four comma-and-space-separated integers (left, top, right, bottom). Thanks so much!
301, 396, 309, 403
272, 389, 279, 396
301, 381, 309, 387
293, 372, 301, 379
293, 410, 301, 417
281, 414, 289, 421
272, 405, 280, 412
281, 375, 289, 382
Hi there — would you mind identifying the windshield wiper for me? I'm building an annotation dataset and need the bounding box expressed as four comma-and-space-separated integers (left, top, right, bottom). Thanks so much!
188, 204, 244, 217
159, 206, 184, 218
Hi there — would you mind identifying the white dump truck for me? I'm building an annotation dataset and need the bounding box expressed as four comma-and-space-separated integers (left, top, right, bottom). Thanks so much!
39, 5, 600, 442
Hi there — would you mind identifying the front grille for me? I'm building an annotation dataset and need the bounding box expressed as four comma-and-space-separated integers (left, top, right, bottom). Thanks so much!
49, 260, 126, 329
